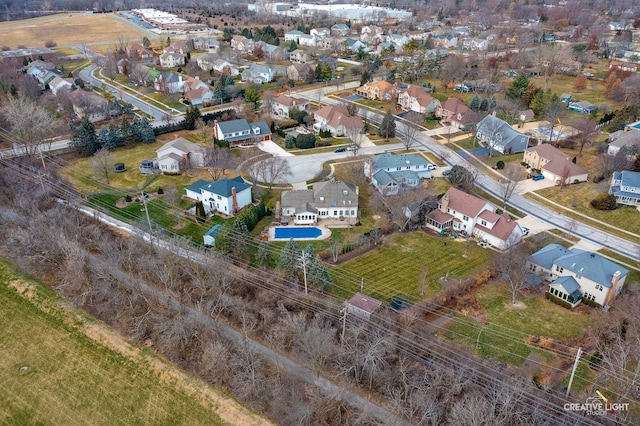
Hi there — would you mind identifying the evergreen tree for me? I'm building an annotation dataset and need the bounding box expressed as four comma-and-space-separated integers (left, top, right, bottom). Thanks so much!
104, 122, 123, 149
469, 94, 480, 111
72, 118, 99, 156
479, 96, 489, 111
132, 117, 155, 143
230, 220, 251, 257
380, 109, 396, 141
120, 117, 135, 146
307, 255, 332, 291
256, 243, 273, 268
184, 105, 201, 130
243, 85, 262, 111
289, 40, 297, 51
278, 238, 301, 280
489, 95, 497, 111
97, 126, 110, 148
506, 73, 530, 100
529, 90, 547, 115
360, 70, 372, 86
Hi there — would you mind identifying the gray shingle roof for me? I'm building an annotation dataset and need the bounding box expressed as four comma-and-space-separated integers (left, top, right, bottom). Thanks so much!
554, 250, 628, 288
551, 276, 582, 300
202, 176, 251, 198
527, 243, 571, 270
371, 153, 430, 169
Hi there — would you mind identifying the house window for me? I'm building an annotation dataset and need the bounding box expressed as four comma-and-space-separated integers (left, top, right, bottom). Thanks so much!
333, 210, 337, 216
463, 215, 469, 221
351, 210, 355, 216
339, 210, 343, 216
529, 264, 537, 272
596, 284, 603, 291
480, 220, 487, 226
555, 266, 564, 273
397, 167, 401, 171
332, 200, 337, 206
217, 195, 222, 200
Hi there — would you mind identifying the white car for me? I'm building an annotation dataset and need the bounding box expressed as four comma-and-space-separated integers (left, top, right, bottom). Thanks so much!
522, 227, 530, 236
346, 145, 357, 151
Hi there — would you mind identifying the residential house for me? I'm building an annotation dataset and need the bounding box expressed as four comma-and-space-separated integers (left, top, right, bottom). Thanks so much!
241, 65, 273, 84
360, 25, 384, 43
609, 60, 638, 73
298, 34, 318, 47
130, 63, 160, 87
397, 85, 440, 114
290, 49, 312, 64
287, 63, 315, 82
0, 47, 56, 64
364, 153, 436, 195
169, 41, 189, 54
568, 101, 598, 114
261, 43, 287, 61
231, 35, 254, 52
436, 96, 480, 130
117, 58, 130, 75
476, 115, 530, 154
193, 37, 220, 52
182, 76, 214, 106
312, 104, 363, 137
320, 37, 341, 51
203, 224, 223, 247
607, 128, 640, 157
407, 30, 430, 41
356, 80, 398, 101
527, 244, 629, 307
425, 187, 523, 249
213, 118, 272, 146
198, 56, 239, 76
318, 55, 337, 72
27, 64, 59, 89
609, 170, 640, 206
431, 34, 458, 49
153, 72, 184, 94
159, 49, 185, 68
68, 90, 108, 122
126, 43, 154, 63
156, 137, 207, 173
346, 292, 382, 320
462, 37, 489, 51
331, 23, 351, 37
272, 94, 309, 118
310, 27, 330, 40
185, 176, 252, 216
49, 76, 73, 96
344, 38, 367, 53
522, 144, 589, 185
387, 33, 409, 48
284, 30, 304, 43
281, 180, 359, 225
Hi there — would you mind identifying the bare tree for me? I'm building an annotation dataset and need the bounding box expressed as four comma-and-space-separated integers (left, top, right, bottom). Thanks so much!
401, 117, 422, 151
438, 54, 467, 91
544, 101, 566, 146
1, 95, 59, 159
91, 148, 115, 184
493, 243, 528, 305
345, 123, 365, 155
371, 189, 423, 231
570, 116, 597, 155
499, 163, 524, 210
206, 145, 234, 181
195, 118, 213, 144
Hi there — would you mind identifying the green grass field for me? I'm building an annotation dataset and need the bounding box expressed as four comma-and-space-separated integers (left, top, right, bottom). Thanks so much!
333, 231, 493, 302
0, 261, 241, 425
445, 286, 592, 366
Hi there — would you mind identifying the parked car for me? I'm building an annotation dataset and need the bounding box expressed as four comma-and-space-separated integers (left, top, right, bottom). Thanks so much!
532, 173, 544, 181
442, 169, 452, 176
334, 147, 346, 152
522, 227, 530, 236
478, 241, 490, 248
426, 164, 437, 170
346, 145, 357, 151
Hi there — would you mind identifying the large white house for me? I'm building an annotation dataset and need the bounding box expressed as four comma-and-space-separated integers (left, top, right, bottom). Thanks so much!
185, 176, 252, 216
271, 94, 309, 118
281, 180, 359, 225
527, 244, 629, 308
425, 187, 523, 249
364, 153, 436, 195
609, 170, 640, 206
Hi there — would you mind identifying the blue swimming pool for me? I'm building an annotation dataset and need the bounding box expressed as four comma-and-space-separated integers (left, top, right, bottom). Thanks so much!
632, 122, 640, 129
274, 227, 322, 239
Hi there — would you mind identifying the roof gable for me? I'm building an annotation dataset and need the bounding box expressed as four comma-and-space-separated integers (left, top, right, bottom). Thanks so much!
442, 187, 489, 218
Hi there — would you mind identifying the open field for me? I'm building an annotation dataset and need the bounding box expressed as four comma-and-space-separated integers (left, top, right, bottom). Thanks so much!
445, 285, 592, 366
334, 231, 493, 302
0, 260, 266, 425
0, 13, 147, 49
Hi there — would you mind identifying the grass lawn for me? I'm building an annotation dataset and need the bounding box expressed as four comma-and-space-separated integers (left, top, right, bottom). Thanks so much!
533, 183, 640, 238
0, 260, 254, 425
0, 13, 147, 49
53, 47, 83, 56
445, 285, 592, 366
145, 92, 185, 110
333, 231, 493, 303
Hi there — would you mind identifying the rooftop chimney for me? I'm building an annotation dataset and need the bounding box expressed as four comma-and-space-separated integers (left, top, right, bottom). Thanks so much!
231, 186, 238, 214
440, 193, 450, 213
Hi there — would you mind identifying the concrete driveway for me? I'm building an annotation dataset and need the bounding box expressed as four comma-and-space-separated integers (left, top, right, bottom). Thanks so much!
255, 140, 293, 157
515, 177, 556, 194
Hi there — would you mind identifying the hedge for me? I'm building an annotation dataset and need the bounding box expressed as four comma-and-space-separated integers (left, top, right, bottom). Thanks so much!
581, 297, 602, 308
544, 292, 575, 309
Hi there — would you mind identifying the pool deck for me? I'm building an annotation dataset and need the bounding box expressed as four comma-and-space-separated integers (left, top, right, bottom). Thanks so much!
268, 220, 350, 241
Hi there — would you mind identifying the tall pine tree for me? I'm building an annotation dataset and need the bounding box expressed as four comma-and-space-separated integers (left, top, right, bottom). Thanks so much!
469, 94, 480, 111
278, 238, 302, 280
72, 118, 99, 156
380, 109, 396, 141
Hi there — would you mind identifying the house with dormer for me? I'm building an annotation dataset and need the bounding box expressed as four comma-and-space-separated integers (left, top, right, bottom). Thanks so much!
522, 144, 588, 185
425, 187, 523, 249
153, 72, 184, 94
364, 153, 436, 195
185, 176, 252, 216
213, 118, 272, 146
159, 49, 185, 68
356, 80, 398, 101
437, 96, 480, 130
310, 27, 330, 40
607, 128, 640, 157
360, 25, 384, 43
527, 244, 629, 308
609, 170, 640, 206
281, 180, 359, 225
272, 94, 309, 118
126, 43, 154, 63
476, 115, 530, 154
231, 35, 255, 52
241, 65, 273, 84
312, 104, 363, 137
397, 85, 440, 114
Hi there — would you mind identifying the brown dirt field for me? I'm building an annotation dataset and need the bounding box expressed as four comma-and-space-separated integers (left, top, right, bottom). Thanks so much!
0, 13, 147, 49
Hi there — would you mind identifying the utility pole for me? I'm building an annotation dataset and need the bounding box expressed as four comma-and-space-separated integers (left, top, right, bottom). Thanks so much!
301, 251, 309, 294
566, 347, 583, 396
141, 190, 153, 244
341, 303, 347, 344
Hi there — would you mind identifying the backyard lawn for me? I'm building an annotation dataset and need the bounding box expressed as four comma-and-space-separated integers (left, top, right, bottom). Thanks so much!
445, 285, 593, 366
332, 231, 493, 302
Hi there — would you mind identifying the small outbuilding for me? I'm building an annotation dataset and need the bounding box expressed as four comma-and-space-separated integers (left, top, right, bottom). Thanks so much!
203, 224, 223, 247
113, 163, 126, 173
346, 292, 382, 320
